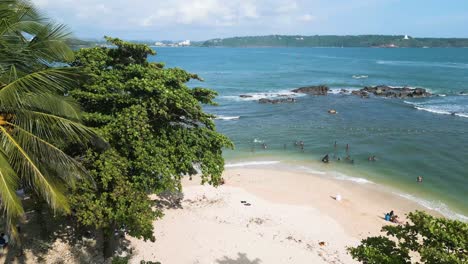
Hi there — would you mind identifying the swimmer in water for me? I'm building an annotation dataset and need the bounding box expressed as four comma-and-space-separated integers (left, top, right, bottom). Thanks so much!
417, 176, 423, 183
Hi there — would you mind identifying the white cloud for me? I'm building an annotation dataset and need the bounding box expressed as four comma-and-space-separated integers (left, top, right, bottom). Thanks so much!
299, 14, 315, 22
276, 1, 298, 13
30, 0, 419, 39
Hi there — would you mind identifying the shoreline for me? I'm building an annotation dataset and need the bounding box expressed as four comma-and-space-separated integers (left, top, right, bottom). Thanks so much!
128, 165, 443, 263
224, 158, 468, 222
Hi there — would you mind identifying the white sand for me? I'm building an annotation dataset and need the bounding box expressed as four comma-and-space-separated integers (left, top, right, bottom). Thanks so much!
129, 167, 435, 263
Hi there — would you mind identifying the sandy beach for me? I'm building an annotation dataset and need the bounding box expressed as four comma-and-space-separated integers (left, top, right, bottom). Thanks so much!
128, 166, 436, 264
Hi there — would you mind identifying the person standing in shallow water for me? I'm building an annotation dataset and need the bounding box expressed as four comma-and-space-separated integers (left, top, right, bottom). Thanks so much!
333, 141, 337, 158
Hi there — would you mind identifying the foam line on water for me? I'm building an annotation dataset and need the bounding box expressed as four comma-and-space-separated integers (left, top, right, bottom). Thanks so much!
404, 100, 468, 118
352, 75, 369, 79
395, 193, 468, 222
215, 115, 240, 120
297, 166, 326, 175
225, 161, 280, 168
376, 60, 468, 69
220, 89, 306, 102
332, 172, 374, 184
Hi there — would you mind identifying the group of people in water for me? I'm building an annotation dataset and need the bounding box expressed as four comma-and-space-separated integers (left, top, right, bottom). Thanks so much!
253, 139, 424, 184
322, 142, 355, 164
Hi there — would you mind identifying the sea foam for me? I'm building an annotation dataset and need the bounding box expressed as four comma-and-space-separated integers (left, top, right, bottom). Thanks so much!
220, 89, 306, 102
225, 161, 280, 168
376, 60, 468, 69
395, 193, 468, 222
332, 172, 374, 184
215, 115, 240, 120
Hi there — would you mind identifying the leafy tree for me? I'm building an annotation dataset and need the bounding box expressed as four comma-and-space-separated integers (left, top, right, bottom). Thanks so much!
69, 37, 232, 257
0, 0, 94, 239
348, 211, 468, 264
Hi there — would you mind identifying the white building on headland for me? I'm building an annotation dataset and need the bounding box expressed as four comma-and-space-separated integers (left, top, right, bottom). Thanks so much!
154, 40, 191, 47
178, 40, 191, 46
404, 35, 410, 40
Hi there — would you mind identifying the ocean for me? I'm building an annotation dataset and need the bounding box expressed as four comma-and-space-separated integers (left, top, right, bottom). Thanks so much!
151, 47, 468, 221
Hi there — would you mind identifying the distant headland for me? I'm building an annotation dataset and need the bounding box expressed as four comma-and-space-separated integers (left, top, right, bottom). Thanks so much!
200, 35, 468, 48
67, 35, 468, 48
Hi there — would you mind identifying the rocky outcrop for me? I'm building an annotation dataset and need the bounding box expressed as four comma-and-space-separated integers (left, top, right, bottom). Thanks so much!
351, 90, 370, 98
239, 94, 253, 98
361, 85, 431, 98
258, 97, 297, 104
292, 85, 329, 95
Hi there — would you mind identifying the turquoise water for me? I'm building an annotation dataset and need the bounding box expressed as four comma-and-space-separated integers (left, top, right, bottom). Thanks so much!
151, 47, 468, 220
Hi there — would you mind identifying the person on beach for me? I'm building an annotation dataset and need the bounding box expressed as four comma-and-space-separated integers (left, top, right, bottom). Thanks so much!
299, 141, 304, 151
385, 213, 391, 221
0, 233, 7, 250
333, 141, 337, 158
322, 154, 330, 163
417, 176, 423, 183
262, 143, 267, 149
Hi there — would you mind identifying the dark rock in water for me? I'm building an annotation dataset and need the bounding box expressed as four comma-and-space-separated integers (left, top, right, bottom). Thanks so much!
460, 91, 467, 95
258, 97, 297, 104
361, 85, 431, 98
339, 89, 349, 94
292, 85, 329, 95
239, 94, 253, 98
351, 90, 369, 98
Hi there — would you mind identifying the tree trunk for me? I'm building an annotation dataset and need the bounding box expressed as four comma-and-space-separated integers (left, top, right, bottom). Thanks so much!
102, 223, 118, 259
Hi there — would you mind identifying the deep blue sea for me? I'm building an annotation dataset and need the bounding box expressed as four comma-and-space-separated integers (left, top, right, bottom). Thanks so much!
151, 47, 468, 221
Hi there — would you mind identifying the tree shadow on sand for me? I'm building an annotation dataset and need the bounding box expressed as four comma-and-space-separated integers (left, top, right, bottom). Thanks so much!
1, 201, 131, 263
216, 253, 262, 264
152, 190, 184, 210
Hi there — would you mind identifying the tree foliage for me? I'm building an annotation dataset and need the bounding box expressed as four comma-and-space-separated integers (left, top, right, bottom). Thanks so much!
348, 211, 468, 264
68, 37, 232, 256
0, 0, 94, 239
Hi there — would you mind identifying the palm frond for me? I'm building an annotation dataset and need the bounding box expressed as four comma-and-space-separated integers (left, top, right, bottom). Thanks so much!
0, 126, 70, 213
7, 122, 88, 186
28, 23, 74, 62
10, 109, 96, 144
0, 149, 24, 222
0, 67, 80, 108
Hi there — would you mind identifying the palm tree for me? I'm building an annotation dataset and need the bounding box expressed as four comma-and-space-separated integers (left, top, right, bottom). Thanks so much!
0, 0, 94, 239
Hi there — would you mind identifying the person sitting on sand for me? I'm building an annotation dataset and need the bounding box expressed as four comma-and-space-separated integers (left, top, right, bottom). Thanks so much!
385, 213, 391, 221
391, 215, 402, 224
322, 154, 330, 163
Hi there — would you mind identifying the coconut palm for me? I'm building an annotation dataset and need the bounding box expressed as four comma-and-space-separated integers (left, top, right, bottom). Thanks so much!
0, 0, 94, 239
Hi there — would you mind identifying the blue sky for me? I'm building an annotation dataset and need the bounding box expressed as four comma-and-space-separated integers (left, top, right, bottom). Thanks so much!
31, 0, 468, 40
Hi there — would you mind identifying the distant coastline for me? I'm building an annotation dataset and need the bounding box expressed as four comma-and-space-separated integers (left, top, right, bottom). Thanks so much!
68, 35, 468, 49
200, 35, 468, 48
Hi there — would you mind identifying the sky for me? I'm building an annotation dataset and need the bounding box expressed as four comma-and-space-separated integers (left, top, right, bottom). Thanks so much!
31, 0, 468, 41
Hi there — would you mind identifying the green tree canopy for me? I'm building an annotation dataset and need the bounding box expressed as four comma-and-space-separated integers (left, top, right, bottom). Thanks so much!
348, 211, 468, 264
69, 37, 232, 257
0, 0, 94, 239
